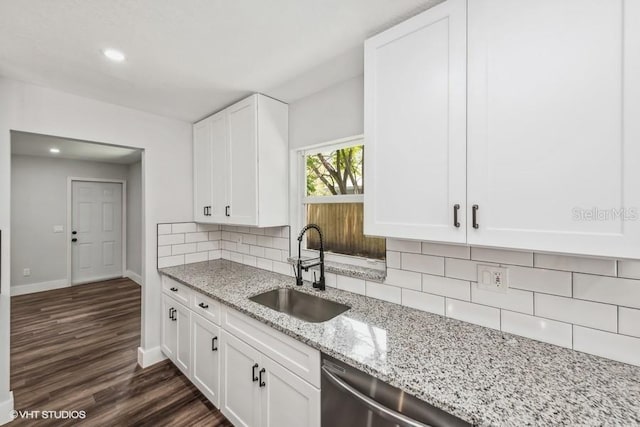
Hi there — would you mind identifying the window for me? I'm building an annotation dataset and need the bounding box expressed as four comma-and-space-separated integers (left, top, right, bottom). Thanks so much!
299, 137, 385, 261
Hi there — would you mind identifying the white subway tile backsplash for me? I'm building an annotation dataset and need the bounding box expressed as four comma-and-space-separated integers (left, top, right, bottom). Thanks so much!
384, 268, 421, 290
250, 245, 265, 258
422, 242, 470, 259
534, 294, 617, 332
272, 261, 293, 277
401, 289, 445, 315
573, 274, 640, 309
471, 285, 533, 314
273, 237, 290, 252
446, 298, 500, 330
337, 276, 366, 295
366, 282, 401, 304
230, 252, 243, 264
186, 252, 208, 264
618, 260, 640, 279
401, 253, 444, 275
196, 223, 220, 232
158, 234, 185, 246
325, 273, 337, 288
387, 238, 421, 254
471, 247, 533, 267
445, 258, 496, 282
264, 227, 282, 237
242, 234, 258, 245
573, 326, 640, 367
158, 255, 185, 268
172, 223, 197, 234
222, 241, 237, 252
158, 246, 172, 257
208, 250, 222, 260
209, 231, 222, 241
256, 258, 273, 272
197, 241, 219, 252
422, 274, 470, 301
264, 248, 283, 262
158, 224, 172, 235
386, 251, 401, 269
185, 232, 209, 243
509, 266, 572, 297
534, 253, 617, 276
172, 243, 196, 255
242, 255, 257, 267
501, 311, 572, 348
237, 243, 251, 255
619, 308, 640, 338
257, 235, 274, 248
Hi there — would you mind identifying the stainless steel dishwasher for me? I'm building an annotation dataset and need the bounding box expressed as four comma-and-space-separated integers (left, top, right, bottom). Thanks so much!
321, 355, 470, 427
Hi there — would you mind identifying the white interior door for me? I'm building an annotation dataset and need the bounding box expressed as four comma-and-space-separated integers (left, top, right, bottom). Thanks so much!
71, 180, 123, 284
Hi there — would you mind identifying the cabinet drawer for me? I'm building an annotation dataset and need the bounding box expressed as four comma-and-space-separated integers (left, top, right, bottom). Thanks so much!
162, 276, 193, 306
221, 306, 320, 387
192, 292, 221, 325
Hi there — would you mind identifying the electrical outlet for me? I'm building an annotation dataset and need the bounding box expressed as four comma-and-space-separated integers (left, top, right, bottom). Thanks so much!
477, 265, 508, 293
23, 268, 31, 277
53, 225, 64, 233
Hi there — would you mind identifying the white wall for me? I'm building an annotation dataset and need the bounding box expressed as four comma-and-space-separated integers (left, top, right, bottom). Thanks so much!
288, 74, 363, 149
0, 77, 193, 416
10, 155, 130, 289
127, 161, 143, 279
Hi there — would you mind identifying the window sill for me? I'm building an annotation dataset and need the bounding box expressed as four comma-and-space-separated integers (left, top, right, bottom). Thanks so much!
286, 257, 387, 283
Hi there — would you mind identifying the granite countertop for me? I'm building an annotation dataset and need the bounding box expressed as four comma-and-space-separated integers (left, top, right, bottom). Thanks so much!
159, 260, 640, 426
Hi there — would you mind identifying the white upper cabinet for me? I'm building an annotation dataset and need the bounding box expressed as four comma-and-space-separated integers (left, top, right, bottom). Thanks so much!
364, 0, 640, 259
364, 0, 467, 243
193, 94, 289, 227
467, 0, 640, 258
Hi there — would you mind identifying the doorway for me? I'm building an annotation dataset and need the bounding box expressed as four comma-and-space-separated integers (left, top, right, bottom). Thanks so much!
70, 179, 125, 285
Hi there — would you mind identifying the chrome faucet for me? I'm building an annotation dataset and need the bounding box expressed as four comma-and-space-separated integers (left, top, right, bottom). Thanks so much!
296, 224, 326, 291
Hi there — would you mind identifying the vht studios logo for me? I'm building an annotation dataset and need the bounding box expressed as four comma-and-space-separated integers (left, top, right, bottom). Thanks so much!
10, 409, 87, 420
572, 207, 638, 222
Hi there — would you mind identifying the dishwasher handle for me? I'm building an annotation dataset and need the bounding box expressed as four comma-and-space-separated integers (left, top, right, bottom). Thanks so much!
321, 365, 432, 427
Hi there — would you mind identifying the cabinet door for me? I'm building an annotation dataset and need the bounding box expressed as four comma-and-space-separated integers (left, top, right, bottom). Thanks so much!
467, 0, 640, 258
220, 331, 261, 427
191, 313, 221, 406
227, 96, 258, 226
175, 303, 191, 377
161, 295, 177, 361
193, 118, 213, 223
259, 355, 320, 427
364, 0, 467, 243
210, 111, 229, 223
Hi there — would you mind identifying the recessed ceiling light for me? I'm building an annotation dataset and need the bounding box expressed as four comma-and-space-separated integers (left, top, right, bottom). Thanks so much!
50, 148, 60, 153
103, 48, 126, 62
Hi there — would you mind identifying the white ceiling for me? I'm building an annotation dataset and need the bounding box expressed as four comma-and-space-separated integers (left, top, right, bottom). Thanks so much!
11, 131, 142, 164
0, 0, 443, 122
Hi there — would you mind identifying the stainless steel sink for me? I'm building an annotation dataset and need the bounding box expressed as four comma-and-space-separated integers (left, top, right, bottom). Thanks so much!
249, 288, 350, 323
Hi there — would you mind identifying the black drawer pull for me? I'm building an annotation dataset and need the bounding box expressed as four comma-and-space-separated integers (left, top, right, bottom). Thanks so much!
225, 205, 230, 217
259, 368, 266, 387
169, 308, 176, 321
453, 204, 460, 228
472, 204, 479, 229
211, 336, 218, 351
252, 363, 259, 382
170, 287, 178, 292
198, 302, 209, 309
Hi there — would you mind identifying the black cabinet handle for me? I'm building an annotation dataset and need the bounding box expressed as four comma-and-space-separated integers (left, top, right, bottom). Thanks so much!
71, 238, 78, 242
198, 302, 209, 309
170, 287, 178, 292
259, 368, 266, 387
169, 307, 176, 320
453, 204, 460, 228
225, 206, 230, 217
211, 336, 218, 351
252, 363, 259, 382
472, 204, 479, 229
203, 206, 207, 216
72, 231, 77, 235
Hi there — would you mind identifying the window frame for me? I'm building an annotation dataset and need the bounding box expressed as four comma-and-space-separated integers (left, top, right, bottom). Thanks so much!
290, 135, 386, 269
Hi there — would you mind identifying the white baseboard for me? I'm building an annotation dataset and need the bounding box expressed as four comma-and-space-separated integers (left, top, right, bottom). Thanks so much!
125, 270, 143, 286
10, 279, 68, 296
0, 391, 14, 425
137, 346, 166, 368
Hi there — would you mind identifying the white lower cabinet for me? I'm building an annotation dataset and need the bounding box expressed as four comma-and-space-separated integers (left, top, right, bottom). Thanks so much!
161, 294, 191, 377
220, 330, 320, 427
191, 313, 221, 407
161, 284, 321, 427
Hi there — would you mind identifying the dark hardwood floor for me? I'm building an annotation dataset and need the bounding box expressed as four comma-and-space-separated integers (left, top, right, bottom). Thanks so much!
10, 278, 232, 426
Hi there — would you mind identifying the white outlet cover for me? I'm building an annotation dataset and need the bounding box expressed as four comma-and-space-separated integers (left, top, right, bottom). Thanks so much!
477, 264, 509, 293
53, 225, 64, 233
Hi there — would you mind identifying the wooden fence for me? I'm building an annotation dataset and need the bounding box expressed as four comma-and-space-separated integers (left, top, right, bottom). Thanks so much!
306, 203, 386, 260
